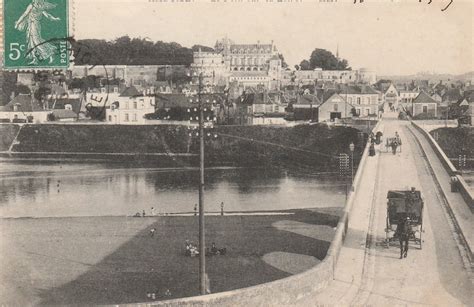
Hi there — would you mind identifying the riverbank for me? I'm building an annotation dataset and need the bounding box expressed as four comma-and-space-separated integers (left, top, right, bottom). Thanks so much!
0, 123, 365, 170
0, 208, 341, 305
430, 126, 474, 168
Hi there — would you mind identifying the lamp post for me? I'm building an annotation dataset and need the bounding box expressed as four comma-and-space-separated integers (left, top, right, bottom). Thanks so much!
349, 142, 355, 190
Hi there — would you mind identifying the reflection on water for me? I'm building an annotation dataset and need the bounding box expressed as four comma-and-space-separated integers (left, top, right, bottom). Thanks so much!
0, 159, 347, 218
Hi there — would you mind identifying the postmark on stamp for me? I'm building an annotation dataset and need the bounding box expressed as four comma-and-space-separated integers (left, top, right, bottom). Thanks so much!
3, 0, 69, 69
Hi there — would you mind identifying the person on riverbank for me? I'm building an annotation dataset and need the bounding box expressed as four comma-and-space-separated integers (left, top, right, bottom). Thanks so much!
142, 210, 146, 217
220, 202, 224, 216
150, 228, 156, 237
150, 207, 155, 216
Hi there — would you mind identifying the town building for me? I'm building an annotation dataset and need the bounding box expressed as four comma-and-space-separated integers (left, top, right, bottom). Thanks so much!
282, 68, 376, 87
0, 94, 50, 123
237, 91, 287, 125
339, 85, 379, 117
318, 92, 353, 122
399, 90, 420, 108
442, 88, 462, 106
190, 38, 282, 90
293, 94, 320, 121
409, 91, 438, 118
383, 83, 400, 110
293, 91, 352, 122
105, 86, 156, 124
70, 65, 189, 87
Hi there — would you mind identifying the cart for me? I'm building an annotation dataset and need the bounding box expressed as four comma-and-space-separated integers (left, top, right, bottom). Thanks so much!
385, 137, 402, 153
385, 189, 424, 249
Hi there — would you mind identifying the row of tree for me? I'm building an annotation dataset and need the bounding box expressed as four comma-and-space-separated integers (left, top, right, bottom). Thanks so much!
72, 36, 213, 66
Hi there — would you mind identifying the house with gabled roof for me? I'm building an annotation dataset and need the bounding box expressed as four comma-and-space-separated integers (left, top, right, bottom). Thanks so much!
409, 91, 438, 118
0, 94, 50, 123
318, 92, 353, 122
455, 91, 474, 125
383, 83, 400, 110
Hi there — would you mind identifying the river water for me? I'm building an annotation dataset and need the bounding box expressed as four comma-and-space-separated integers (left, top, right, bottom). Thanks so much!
0, 159, 347, 218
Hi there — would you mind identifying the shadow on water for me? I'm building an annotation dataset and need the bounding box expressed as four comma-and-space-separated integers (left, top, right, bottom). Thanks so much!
36, 209, 340, 305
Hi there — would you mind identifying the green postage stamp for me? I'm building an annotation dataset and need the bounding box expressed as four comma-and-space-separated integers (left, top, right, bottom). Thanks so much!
3, 0, 69, 69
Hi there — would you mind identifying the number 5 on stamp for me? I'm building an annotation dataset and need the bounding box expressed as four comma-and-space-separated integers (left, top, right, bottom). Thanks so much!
3, 0, 69, 69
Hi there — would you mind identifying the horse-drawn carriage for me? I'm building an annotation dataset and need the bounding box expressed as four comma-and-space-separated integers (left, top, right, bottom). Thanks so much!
385, 188, 424, 249
385, 137, 402, 153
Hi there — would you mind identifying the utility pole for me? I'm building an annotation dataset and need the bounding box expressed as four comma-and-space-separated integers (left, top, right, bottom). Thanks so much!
197, 72, 206, 295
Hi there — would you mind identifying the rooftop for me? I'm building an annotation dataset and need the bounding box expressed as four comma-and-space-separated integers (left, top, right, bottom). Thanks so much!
413, 91, 439, 104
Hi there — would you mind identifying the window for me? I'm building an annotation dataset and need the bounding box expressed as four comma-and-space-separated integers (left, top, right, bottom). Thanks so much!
125, 113, 129, 122
108, 115, 112, 121
357, 97, 361, 105
423, 105, 428, 113
125, 102, 129, 109
133, 101, 138, 109
133, 113, 137, 121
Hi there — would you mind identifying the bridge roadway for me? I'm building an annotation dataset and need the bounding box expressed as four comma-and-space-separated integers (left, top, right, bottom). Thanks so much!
298, 115, 473, 306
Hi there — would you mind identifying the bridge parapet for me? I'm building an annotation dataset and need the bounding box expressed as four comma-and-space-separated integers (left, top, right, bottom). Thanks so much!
411, 121, 473, 211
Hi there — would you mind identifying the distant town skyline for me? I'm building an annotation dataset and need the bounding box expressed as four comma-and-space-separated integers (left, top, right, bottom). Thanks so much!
75, 0, 472, 76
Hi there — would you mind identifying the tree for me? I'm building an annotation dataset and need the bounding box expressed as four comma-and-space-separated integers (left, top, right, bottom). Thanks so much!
72, 36, 195, 66
278, 54, 288, 68
299, 60, 311, 71
192, 45, 214, 52
302, 48, 350, 70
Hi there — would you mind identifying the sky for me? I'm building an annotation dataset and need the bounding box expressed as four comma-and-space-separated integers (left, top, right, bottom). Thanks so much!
74, 0, 473, 76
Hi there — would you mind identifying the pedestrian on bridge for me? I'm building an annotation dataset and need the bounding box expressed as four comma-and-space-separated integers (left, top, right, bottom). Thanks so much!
397, 216, 410, 259
390, 139, 399, 155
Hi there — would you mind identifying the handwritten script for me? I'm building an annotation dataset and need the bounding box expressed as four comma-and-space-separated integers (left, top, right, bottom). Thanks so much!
353, 0, 453, 11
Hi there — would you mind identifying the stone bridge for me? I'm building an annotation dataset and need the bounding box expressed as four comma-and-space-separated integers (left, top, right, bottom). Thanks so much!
147, 112, 473, 306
